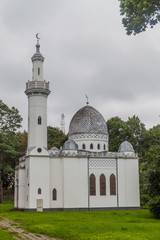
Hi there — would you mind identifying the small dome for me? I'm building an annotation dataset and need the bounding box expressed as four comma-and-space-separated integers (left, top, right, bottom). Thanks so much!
50, 147, 59, 152
62, 139, 78, 150
69, 106, 108, 136
118, 141, 134, 153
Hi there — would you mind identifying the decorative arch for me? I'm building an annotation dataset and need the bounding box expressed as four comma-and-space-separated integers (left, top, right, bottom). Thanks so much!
97, 144, 100, 150
90, 174, 96, 195
38, 188, 41, 194
82, 143, 86, 150
110, 174, 116, 195
90, 143, 94, 150
38, 116, 42, 125
53, 188, 57, 200
100, 174, 106, 195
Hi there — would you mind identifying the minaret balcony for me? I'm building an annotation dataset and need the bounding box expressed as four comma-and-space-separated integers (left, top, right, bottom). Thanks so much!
25, 80, 51, 96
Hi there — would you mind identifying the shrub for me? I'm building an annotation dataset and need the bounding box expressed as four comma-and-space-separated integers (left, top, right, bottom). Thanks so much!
149, 196, 160, 219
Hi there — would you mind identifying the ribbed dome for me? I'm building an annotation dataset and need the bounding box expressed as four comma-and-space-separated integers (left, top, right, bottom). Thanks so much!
69, 106, 108, 136
118, 141, 134, 153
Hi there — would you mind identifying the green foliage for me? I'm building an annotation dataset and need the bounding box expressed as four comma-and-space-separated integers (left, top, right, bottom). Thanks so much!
1, 204, 160, 240
0, 100, 22, 134
149, 196, 160, 219
119, 0, 160, 35
107, 115, 146, 153
47, 126, 68, 149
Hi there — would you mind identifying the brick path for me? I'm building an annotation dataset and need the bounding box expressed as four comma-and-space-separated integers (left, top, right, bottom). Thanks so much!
0, 217, 61, 240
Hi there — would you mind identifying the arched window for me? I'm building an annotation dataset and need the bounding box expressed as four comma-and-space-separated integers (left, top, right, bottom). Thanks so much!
53, 188, 57, 200
97, 144, 100, 150
38, 67, 40, 75
38, 188, 41, 194
38, 116, 42, 125
90, 174, 96, 195
110, 174, 116, 195
90, 143, 93, 150
100, 174, 106, 195
82, 143, 86, 150
104, 144, 106, 150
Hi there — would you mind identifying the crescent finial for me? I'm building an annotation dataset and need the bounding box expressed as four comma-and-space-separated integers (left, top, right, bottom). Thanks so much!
36, 33, 40, 40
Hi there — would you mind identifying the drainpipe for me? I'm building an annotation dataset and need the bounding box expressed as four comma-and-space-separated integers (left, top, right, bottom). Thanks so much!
87, 155, 90, 210
116, 156, 119, 209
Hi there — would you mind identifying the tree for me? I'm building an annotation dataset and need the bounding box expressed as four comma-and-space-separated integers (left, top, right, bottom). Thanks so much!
0, 100, 22, 134
47, 126, 68, 149
0, 100, 23, 203
107, 115, 146, 153
144, 145, 160, 218
119, 0, 160, 35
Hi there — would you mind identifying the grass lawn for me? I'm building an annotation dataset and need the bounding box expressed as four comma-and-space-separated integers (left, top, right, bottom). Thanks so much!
0, 201, 160, 240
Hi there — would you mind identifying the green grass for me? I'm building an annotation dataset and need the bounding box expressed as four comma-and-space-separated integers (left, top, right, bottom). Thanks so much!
0, 201, 160, 240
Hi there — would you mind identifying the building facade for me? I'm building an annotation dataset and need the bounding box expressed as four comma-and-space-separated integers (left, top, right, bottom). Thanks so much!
14, 41, 140, 211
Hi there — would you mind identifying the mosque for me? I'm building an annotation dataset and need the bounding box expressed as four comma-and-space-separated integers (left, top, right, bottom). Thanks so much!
14, 40, 140, 211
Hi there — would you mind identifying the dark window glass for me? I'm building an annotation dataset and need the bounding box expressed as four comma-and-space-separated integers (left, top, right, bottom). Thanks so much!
97, 144, 100, 150
82, 144, 86, 150
104, 144, 106, 150
53, 188, 57, 200
38, 67, 40, 75
38, 116, 42, 125
90, 143, 93, 149
110, 174, 116, 195
100, 174, 106, 195
38, 188, 41, 194
90, 174, 96, 195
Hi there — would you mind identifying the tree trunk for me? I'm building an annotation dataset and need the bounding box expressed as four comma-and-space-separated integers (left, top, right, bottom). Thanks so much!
0, 179, 3, 203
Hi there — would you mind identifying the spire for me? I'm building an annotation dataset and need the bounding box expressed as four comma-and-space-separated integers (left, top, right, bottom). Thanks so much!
86, 94, 89, 105
31, 34, 44, 62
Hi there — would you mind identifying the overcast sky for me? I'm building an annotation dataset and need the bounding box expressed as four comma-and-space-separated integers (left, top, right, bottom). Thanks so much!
1, 0, 160, 133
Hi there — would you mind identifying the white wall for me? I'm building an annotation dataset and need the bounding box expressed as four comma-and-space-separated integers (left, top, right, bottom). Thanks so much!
27, 156, 50, 209
118, 158, 140, 208
63, 157, 88, 208
89, 168, 117, 208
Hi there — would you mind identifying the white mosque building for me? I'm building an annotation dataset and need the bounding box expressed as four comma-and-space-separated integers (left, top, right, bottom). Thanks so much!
14, 40, 140, 211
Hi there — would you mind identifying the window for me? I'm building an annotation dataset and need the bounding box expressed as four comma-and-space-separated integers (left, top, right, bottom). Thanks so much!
38, 67, 40, 75
90, 143, 93, 150
38, 116, 42, 125
97, 144, 100, 150
53, 188, 57, 200
100, 174, 106, 195
104, 144, 106, 150
110, 174, 116, 195
82, 143, 86, 150
38, 188, 41, 194
90, 174, 96, 195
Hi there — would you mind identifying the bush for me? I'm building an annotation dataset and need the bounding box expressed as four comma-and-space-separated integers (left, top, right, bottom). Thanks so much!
149, 196, 160, 219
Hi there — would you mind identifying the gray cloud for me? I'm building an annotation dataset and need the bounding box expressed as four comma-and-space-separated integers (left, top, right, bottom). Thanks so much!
0, 0, 160, 133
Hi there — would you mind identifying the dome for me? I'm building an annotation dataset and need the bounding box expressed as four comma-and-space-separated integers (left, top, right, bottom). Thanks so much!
69, 106, 108, 136
118, 141, 134, 153
62, 139, 78, 150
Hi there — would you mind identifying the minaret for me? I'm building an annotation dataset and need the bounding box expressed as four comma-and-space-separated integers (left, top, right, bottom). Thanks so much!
25, 37, 50, 155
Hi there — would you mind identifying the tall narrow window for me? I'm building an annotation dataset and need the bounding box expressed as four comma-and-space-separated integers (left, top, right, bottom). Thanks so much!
38, 188, 41, 194
38, 116, 42, 125
53, 188, 57, 200
82, 143, 86, 150
100, 174, 106, 195
110, 174, 116, 195
38, 67, 40, 75
90, 174, 96, 195
104, 144, 106, 150
97, 144, 100, 150
90, 143, 93, 150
